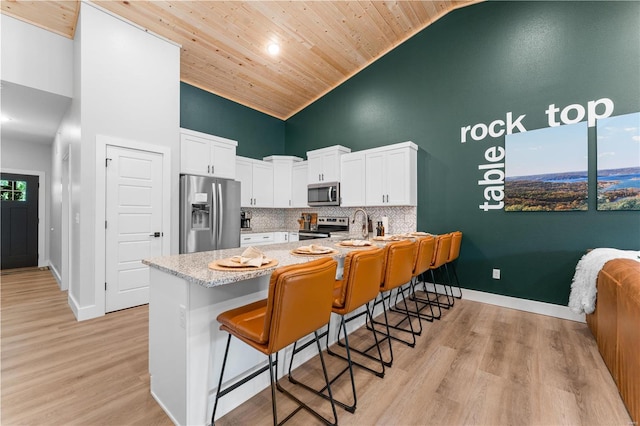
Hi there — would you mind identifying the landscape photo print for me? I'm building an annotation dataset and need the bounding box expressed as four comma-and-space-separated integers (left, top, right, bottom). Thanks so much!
505, 122, 588, 212
596, 111, 640, 211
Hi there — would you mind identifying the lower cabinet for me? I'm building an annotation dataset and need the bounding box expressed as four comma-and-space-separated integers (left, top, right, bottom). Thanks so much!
240, 233, 275, 247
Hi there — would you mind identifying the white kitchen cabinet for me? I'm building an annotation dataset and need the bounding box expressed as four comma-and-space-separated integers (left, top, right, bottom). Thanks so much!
263, 156, 303, 208
288, 232, 300, 242
291, 161, 308, 208
273, 232, 289, 243
240, 232, 275, 247
236, 156, 274, 208
307, 145, 351, 184
365, 142, 417, 206
180, 128, 237, 179
340, 151, 366, 207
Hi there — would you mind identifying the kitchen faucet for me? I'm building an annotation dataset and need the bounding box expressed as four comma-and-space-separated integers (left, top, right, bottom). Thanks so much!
351, 208, 369, 239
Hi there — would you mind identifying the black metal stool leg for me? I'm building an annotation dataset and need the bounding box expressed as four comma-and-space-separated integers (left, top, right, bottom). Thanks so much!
211, 334, 232, 426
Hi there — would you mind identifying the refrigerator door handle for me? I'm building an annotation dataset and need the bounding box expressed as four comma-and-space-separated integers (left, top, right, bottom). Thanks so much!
211, 182, 218, 248
217, 183, 223, 247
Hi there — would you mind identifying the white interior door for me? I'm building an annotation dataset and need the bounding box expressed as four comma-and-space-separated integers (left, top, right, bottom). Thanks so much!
105, 145, 163, 312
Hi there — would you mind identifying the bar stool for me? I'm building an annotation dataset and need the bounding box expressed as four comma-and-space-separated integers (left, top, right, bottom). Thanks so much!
404, 235, 441, 321
445, 231, 463, 299
211, 257, 338, 426
288, 247, 386, 413
367, 239, 419, 366
422, 234, 454, 309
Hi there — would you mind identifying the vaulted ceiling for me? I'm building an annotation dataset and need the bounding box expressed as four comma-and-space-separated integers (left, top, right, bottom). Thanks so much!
1, 1, 482, 120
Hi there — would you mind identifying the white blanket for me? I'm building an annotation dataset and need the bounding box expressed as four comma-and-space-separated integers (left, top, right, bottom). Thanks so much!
568, 248, 640, 315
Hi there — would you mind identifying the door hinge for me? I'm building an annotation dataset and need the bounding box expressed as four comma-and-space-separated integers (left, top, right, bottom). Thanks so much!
105, 220, 107, 229
105, 282, 107, 291
105, 158, 112, 167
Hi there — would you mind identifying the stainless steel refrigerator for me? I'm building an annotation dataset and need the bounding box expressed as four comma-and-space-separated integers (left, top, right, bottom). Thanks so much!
179, 175, 241, 254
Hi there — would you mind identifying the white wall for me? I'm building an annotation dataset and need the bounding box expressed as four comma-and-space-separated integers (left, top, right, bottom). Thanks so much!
0, 138, 52, 266
68, 3, 180, 320
50, 104, 78, 289
0, 14, 73, 97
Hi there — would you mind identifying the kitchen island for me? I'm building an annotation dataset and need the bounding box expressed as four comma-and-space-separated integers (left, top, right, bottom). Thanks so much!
143, 238, 372, 426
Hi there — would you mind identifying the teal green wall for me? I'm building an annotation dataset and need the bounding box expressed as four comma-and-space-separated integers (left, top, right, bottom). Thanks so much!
180, 82, 285, 158
285, 1, 640, 305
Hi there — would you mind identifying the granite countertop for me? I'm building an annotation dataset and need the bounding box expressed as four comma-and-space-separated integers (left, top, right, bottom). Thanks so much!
143, 237, 382, 288
241, 227, 303, 233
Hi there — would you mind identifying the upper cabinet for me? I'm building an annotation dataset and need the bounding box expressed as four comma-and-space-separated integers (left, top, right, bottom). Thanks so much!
180, 128, 237, 179
236, 156, 274, 208
307, 145, 351, 184
364, 142, 417, 207
263, 156, 303, 208
340, 151, 366, 207
291, 161, 309, 208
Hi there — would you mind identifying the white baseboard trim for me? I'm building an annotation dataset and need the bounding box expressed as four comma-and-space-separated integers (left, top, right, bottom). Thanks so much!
49, 262, 63, 288
68, 293, 103, 322
425, 284, 585, 323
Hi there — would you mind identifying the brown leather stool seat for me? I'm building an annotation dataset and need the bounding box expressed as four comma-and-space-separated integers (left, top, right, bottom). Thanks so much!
211, 257, 338, 426
288, 247, 386, 413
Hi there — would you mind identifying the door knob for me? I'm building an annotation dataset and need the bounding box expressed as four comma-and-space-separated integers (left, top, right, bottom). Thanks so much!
149, 232, 162, 237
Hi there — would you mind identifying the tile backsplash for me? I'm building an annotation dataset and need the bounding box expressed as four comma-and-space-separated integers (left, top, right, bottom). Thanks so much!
244, 206, 417, 234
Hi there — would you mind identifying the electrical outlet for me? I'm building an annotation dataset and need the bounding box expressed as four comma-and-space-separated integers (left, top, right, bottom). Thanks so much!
179, 305, 186, 328
492, 268, 501, 280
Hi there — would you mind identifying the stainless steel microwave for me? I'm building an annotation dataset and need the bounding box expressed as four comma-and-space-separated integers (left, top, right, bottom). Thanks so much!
307, 182, 340, 206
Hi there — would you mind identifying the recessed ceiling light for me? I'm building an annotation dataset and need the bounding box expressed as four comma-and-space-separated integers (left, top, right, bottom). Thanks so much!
1, 115, 12, 123
267, 43, 280, 55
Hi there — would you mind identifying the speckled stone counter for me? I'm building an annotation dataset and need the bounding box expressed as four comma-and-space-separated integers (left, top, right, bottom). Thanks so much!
143, 237, 367, 288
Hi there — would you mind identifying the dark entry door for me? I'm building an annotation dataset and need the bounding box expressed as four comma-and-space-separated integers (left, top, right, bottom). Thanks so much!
1, 173, 39, 269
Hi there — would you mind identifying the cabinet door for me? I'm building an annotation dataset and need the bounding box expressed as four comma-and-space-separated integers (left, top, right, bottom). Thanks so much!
273, 232, 288, 243
321, 152, 341, 182
272, 162, 293, 208
211, 142, 236, 179
365, 151, 385, 206
292, 162, 308, 207
385, 149, 409, 205
236, 159, 253, 207
181, 136, 211, 176
252, 162, 274, 207
340, 152, 365, 207
307, 155, 324, 184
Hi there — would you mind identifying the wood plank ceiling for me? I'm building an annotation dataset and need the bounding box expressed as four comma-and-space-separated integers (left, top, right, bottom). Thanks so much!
1, 1, 482, 120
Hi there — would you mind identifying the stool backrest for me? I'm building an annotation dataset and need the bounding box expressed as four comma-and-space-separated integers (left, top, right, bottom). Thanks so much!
338, 247, 385, 312
264, 257, 337, 353
413, 236, 436, 278
431, 234, 452, 269
448, 231, 462, 262
381, 240, 417, 292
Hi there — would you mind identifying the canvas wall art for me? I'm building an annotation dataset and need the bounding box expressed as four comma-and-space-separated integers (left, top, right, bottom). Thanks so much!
505, 122, 588, 212
596, 111, 640, 211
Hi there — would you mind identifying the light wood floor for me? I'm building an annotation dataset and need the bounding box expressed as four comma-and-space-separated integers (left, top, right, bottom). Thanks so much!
1, 269, 632, 425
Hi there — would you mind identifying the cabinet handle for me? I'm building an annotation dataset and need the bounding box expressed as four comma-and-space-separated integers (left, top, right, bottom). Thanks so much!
386, 194, 389, 203
211, 164, 214, 174
207, 165, 210, 174
321, 173, 324, 181
382, 194, 385, 203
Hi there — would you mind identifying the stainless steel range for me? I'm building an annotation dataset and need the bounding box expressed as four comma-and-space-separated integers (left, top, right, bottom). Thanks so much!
298, 216, 349, 240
